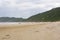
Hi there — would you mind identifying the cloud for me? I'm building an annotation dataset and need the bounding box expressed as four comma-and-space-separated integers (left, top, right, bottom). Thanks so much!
0, 0, 60, 18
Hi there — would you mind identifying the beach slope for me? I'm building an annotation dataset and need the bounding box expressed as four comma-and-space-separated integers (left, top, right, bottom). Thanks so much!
0, 22, 60, 40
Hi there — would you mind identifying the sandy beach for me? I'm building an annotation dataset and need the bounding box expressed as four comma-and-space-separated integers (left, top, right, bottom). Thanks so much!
0, 22, 60, 40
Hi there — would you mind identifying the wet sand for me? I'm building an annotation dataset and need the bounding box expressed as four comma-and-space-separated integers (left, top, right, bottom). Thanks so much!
0, 22, 60, 40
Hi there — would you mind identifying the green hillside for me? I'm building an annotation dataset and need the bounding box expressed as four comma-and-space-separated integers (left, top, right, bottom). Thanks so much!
0, 7, 60, 22
0, 17, 25, 22
27, 7, 60, 22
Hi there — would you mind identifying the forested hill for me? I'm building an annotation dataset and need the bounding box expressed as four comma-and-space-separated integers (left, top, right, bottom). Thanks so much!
27, 7, 60, 22
0, 7, 60, 22
0, 17, 25, 22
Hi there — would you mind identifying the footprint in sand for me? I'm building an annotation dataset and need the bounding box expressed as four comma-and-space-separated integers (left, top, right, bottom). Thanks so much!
35, 31, 39, 32
2, 34, 11, 40
46, 27, 55, 30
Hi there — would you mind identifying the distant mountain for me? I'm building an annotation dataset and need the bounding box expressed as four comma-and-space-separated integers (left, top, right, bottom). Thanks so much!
0, 7, 60, 22
0, 17, 25, 22
27, 7, 60, 22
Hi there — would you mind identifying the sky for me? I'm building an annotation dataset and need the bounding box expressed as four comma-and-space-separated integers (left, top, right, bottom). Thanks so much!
0, 0, 60, 18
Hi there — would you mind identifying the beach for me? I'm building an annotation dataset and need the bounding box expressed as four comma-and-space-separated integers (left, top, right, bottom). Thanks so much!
0, 22, 60, 40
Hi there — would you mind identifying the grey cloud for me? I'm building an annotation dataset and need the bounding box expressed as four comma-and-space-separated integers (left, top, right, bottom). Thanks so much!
0, 6, 44, 18
0, 0, 60, 18
16, 0, 41, 4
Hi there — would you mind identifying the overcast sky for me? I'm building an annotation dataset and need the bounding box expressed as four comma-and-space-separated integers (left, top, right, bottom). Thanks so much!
0, 0, 60, 18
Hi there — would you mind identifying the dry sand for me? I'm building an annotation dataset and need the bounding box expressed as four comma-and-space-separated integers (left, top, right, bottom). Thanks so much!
0, 22, 60, 40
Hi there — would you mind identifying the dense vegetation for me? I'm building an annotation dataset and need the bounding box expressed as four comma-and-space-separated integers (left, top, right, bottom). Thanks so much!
27, 7, 60, 22
0, 17, 25, 22
0, 7, 60, 22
